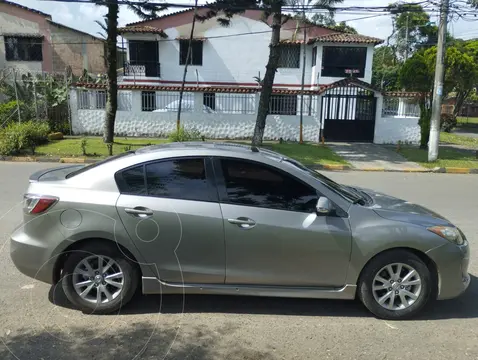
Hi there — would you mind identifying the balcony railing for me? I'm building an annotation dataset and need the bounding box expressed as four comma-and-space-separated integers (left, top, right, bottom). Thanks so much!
123, 61, 160, 77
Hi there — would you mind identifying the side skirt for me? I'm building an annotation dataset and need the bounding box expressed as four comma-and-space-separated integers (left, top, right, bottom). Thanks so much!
142, 277, 357, 300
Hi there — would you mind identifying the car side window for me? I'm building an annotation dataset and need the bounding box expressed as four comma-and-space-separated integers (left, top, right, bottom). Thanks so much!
220, 159, 318, 212
145, 158, 210, 201
117, 165, 146, 195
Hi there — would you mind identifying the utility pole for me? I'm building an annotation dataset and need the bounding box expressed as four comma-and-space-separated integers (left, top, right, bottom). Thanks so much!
298, 5, 307, 144
404, 14, 409, 60
428, 0, 449, 161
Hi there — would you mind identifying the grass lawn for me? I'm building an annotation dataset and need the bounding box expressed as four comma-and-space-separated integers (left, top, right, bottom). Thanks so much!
34, 137, 348, 166
440, 132, 478, 148
35, 137, 168, 157
398, 146, 478, 169
266, 143, 349, 166
457, 116, 478, 125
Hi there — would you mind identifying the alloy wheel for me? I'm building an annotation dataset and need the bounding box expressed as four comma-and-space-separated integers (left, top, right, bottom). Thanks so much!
72, 255, 124, 305
372, 262, 422, 311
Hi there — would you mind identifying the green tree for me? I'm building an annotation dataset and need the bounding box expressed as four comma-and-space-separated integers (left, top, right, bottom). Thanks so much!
399, 43, 478, 148
92, 1, 166, 155
199, 0, 343, 146
388, 3, 438, 60
372, 46, 400, 91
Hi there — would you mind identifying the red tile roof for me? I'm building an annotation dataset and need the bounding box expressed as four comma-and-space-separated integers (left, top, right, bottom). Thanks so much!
309, 33, 383, 45
118, 26, 167, 36
384, 91, 424, 98
73, 82, 324, 95
318, 77, 381, 94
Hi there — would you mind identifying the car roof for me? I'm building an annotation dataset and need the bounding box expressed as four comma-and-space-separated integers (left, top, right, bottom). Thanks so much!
135, 141, 284, 160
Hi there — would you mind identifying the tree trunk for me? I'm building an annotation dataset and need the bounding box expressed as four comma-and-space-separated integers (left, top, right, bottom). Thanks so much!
453, 90, 471, 118
177, 0, 199, 131
418, 98, 431, 149
251, 6, 282, 147
103, 3, 119, 155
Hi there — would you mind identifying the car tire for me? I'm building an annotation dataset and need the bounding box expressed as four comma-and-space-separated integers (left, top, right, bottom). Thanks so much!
61, 243, 139, 314
358, 250, 435, 320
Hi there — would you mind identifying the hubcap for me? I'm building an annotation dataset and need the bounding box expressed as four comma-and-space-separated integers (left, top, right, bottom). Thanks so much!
372, 263, 422, 311
72, 255, 124, 305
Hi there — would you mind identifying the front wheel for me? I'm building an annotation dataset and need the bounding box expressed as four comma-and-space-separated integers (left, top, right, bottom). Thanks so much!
358, 250, 435, 320
61, 243, 139, 314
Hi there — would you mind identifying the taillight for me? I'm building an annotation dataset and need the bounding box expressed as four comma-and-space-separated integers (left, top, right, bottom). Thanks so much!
23, 194, 58, 214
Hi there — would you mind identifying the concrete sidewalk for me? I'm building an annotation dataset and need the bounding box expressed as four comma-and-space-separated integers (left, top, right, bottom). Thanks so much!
327, 142, 426, 171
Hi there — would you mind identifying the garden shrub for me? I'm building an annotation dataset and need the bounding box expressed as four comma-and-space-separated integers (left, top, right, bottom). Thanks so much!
440, 113, 457, 133
48, 132, 64, 140
168, 126, 202, 142
0, 121, 50, 155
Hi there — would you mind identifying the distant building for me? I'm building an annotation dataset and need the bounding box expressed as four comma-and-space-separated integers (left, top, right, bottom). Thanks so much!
0, 0, 106, 75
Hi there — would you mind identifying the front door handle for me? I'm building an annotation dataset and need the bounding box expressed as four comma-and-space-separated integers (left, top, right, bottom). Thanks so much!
227, 217, 256, 229
125, 207, 153, 218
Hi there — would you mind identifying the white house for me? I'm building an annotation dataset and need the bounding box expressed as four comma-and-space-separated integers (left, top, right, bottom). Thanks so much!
70, 9, 422, 144
117, 8, 382, 89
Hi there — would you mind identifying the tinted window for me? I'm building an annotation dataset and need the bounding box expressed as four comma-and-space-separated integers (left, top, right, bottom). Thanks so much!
146, 158, 209, 201
221, 159, 318, 212
118, 165, 146, 195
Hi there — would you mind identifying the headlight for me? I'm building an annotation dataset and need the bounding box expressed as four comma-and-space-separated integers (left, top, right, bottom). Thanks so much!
428, 226, 464, 245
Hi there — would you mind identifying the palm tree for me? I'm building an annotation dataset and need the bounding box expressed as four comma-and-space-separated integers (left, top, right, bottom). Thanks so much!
198, 0, 344, 146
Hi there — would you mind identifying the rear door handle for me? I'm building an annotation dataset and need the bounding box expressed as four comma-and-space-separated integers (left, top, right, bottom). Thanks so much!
125, 207, 153, 218
227, 217, 256, 229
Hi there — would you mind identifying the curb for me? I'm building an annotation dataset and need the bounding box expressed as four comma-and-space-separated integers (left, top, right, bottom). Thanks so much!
2, 156, 478, 174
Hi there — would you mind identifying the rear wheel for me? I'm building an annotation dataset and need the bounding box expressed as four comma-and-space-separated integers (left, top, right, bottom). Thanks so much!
358, 250, 434, 320
61, 243, 139, 314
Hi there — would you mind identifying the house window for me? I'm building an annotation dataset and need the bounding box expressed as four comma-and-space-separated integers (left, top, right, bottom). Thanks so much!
142, 91, 156, 111
321, 46, 367, 78
278, 44, 300, 68
5, 36, 43, 61
269, 94, 298, 115
179, 40, 203, 66
312, 46, 317, 67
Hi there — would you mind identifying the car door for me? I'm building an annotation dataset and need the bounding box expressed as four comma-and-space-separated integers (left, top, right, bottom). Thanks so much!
115, 156, 226, 284
213, 157, 352, 288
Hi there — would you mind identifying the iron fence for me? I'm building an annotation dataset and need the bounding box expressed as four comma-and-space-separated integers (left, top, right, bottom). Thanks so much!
0, 67, 72, 133
382, 97, 420, 117
141, 91, 194, 112
204, 92, 256, 114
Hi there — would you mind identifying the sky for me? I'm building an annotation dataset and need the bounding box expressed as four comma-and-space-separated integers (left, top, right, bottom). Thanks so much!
10, 0, 478, 41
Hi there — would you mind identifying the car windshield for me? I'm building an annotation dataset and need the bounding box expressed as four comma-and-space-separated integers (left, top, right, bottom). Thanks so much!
281, 158, 363, 203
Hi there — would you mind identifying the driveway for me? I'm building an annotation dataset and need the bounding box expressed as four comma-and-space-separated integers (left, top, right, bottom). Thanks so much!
0, 163, 477, 360
327, 142, 425, 171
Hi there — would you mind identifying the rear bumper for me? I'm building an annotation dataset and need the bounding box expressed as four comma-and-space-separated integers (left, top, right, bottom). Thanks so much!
427, 240, 470, 300
10, 225, 61, 284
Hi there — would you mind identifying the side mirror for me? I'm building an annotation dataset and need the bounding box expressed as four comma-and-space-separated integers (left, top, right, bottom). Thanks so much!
316, 196, 332, 215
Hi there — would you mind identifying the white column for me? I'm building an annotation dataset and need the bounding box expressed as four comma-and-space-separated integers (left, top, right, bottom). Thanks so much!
373, 93, 384, 144
131, 90, 142, 112
193, 92, 203, 113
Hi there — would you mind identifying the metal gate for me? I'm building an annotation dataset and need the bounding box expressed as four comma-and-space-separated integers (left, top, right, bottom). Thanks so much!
321, 85, 377, 142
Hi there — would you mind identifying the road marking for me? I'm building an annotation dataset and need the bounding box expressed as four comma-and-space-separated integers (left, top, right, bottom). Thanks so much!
21, 284, 34, 289
384, 322, 398, 329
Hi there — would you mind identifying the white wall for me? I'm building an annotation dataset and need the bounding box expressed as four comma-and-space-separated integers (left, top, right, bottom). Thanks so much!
122, 15, 375, 87
70, 89, 319, 141
374, 117, 421, 144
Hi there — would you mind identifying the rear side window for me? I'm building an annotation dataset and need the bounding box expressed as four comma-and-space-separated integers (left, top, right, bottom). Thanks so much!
146, 158, 209, 201
116, 158, 211, 201
119, 165, 146, 195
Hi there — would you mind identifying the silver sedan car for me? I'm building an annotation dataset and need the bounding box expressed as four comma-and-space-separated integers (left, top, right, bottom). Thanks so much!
10, 142, 470, 319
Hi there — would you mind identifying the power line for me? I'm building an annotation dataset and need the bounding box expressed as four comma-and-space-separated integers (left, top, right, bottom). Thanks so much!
0, 13, 390, 46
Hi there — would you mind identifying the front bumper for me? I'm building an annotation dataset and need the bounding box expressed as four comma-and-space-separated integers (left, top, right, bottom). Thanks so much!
426, 240, 470, 300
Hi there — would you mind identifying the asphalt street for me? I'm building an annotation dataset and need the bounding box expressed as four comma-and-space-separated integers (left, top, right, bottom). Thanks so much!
0, 162, 477, 360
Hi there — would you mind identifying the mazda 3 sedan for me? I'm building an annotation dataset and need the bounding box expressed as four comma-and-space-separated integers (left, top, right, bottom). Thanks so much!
10, 142, 470, 319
